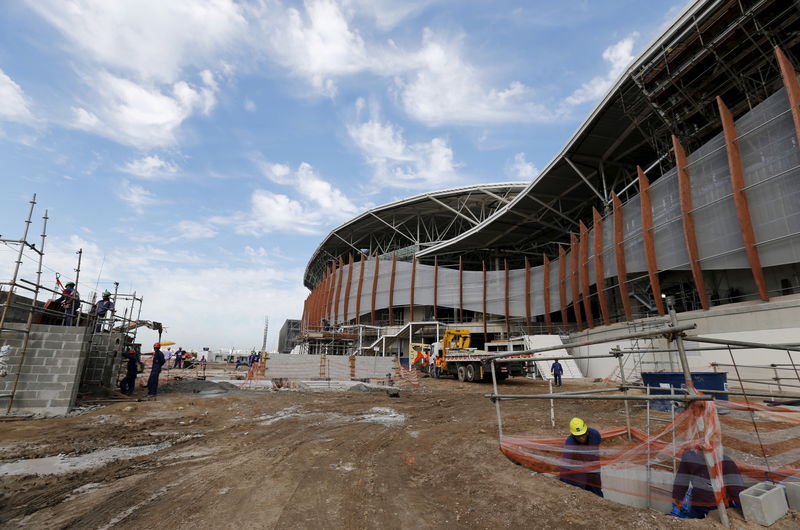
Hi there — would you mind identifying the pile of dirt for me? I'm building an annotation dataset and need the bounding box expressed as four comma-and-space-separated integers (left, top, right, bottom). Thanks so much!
157, 379, 240, 395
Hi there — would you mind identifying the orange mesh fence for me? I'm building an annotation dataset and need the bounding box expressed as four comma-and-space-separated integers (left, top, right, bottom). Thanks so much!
499, 399, 800, 509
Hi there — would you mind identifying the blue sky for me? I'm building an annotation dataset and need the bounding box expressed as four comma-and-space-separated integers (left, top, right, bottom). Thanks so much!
0, 0, 688, 351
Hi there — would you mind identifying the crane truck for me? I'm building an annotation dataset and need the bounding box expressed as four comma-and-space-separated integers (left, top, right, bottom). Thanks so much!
417, 329, 532, 383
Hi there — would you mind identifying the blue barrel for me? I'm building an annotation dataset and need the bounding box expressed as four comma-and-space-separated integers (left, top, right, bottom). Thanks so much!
640, 372, 728, 411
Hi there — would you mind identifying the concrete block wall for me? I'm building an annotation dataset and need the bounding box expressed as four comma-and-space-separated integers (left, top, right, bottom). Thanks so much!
80, 332, 126, 391
0, 323, 89, 415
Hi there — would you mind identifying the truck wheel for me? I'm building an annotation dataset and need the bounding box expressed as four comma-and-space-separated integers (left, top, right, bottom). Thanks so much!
465, 363, 476, 382
457, 365, 466, 382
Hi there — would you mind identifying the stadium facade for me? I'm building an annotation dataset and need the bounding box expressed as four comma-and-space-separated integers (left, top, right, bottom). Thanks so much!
300, 0, 800, 375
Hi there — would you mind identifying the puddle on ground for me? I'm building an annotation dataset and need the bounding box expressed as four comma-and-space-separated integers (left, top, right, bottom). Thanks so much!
359, 407, 406, 425
0, 442, 172, 476
255, 406, 405, 427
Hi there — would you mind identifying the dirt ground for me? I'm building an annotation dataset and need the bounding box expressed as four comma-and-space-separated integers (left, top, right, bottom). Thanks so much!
1, 375, 798, 530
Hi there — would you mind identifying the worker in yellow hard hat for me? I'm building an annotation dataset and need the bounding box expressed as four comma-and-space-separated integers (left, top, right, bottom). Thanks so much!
559, 417, 603, 497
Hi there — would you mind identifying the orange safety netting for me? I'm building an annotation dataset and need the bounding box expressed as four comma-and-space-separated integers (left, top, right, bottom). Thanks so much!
499, 399, 800, 508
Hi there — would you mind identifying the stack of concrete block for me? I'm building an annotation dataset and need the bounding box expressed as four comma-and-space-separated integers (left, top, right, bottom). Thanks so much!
80, 332, 125, 391
740, 482, 788, 526
0, 323, 89, 415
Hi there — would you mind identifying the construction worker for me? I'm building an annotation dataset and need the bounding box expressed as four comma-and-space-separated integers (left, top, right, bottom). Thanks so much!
147, 342, 166, 397
670, 448, 745, 519
434, 353, 442, 379
559, 417, 603, 497
120, 347, 138, 395
93, 290, 114, 332
56, 281, 80, 326
173, 347, 183, 369
551, 360, 563, 387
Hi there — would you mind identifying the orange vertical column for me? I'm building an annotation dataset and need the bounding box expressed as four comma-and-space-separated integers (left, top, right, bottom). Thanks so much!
717, 97, 769, 301
433, 256, 439, 321
543, 256, 552, 333
612, 194, 633, 321
504, 259, 511, 337
673, 135, 710, 310
354, 253, 365, 324
579, 222, 594, 327
343, 254, 354, 324
458, 256, 464, 322
592, 208, 610, 325
570, 234, 584, 330
558, 245, 569, 326
388, 254, 397, 325
524, 257, 532, 334
638, 167, 665, 315
370, 257, 380, 325
776, 46, 800, 146
482, 261, 488, 343
325, 264, 335, 322
409, 255, 417, 321
334, 256, 345, 323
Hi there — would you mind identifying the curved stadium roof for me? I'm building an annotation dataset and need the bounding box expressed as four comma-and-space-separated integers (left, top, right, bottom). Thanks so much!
304, 183, 526, 289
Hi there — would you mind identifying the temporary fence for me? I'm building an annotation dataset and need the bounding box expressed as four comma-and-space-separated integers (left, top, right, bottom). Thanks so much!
498, 399, 800, 512
484, 298, 800, 527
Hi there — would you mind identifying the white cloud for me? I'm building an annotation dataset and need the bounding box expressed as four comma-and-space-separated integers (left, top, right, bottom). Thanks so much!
223, 189, 320, 235
0, 68, 34, 123
347, 102, 460, 189
250, 0, 372, 96
26, 0, 247, 83
508, 152, 539, 180
123, 155, 179, 179
342, 0, 430, 30
396, 30, 556, 125
175, 220, 217, 239
565, 33, 638, 106
72, 71, 217, 148
243, 98, 256, 112
117, 180, 158, 213
216, 159, 359, 235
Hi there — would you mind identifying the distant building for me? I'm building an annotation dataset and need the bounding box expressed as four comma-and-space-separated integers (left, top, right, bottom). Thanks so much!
278, 319, 301, 353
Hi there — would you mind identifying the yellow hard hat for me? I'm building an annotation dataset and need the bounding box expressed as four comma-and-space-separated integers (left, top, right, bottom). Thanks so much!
569, 417, 587, 436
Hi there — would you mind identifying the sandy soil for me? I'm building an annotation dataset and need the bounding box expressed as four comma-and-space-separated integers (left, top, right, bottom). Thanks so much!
0, 376, 797, 529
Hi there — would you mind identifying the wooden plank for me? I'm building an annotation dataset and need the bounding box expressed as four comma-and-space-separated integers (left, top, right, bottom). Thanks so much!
672, 135, 709, 310
638, 166, 665, 315
776, 46, 800, 146
558, 245, 569, 327
388, 253, 397, 325
612, 193, 633, 321
355, 253, 365, 323
343, 254, 354, 323
570, 233, 584, 330
543, 255, 552, 334
717, 97, 769, 301
371, 257, 380, 325
592, 208, 610, 325
334, 256, 345, 323
524, 257, 532, 334
579, 221, 594, 327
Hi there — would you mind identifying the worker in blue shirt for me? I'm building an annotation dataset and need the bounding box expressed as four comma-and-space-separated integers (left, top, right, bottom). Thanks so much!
551, 360, 564, 386
120, 348, 139, 395
147, 342, 166, 397
93, 290, 114, 332
560, 417, 603, 497
56, 281, 80, 326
